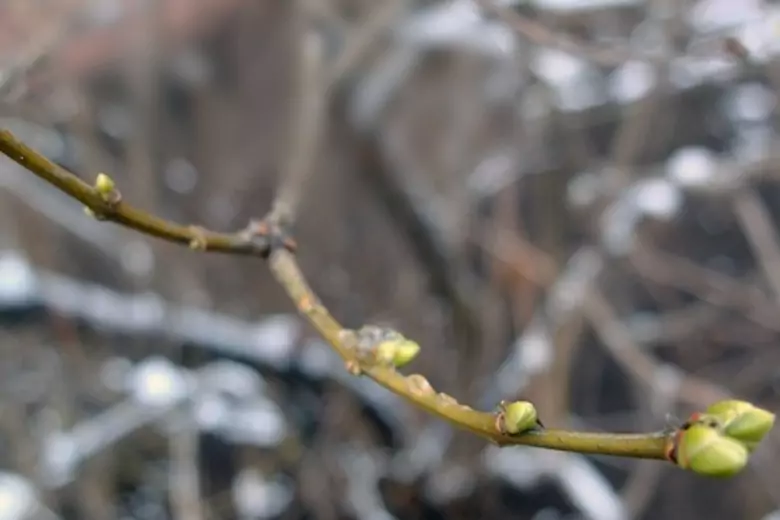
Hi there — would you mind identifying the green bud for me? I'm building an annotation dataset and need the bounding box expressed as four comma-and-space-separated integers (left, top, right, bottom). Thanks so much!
726, 410, 775, 449
705, 399, 755, 420
676, 424, 748, 478
375, 338, 420, 368
703, 400, 775, 449
94, 172, 121, 205
501, 401, 538, 435
95, 173, 115, 195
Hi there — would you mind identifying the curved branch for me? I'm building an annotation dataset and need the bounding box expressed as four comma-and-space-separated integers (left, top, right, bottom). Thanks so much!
0, 128, 697, 462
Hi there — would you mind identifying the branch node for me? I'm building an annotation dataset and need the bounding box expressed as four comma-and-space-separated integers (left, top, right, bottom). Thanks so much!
406, 374, 435, 397
243, 217, 298, 259
188, 226, 209, 251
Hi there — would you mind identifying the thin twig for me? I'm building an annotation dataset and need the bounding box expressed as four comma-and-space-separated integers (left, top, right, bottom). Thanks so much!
271, 29, 327, 227
475, 0, 743, 68
479, 231, 729, 410
326, 0, 409, 89
732, 187, 780, 301
169, 412, 205, 520
630, 245, 780, 332
584, 289, 731, 407
0, 130, 268, 255
474, 0, 641, 66
0, 128, 672, 459
0, 11, 78, 101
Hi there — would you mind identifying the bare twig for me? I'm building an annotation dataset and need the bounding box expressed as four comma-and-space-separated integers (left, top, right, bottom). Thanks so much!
168, 413, 205, 520
480, 232, 728, 409
271, 29, 327, 227
732, 187, 780, 301
358, 124, 484, 385
0, 13, 77, 101
0, 131, 270, 255
326, 0, 409, 89
584, 289, 731, 407
474, 0, 641, 66
630, 246, 780, 332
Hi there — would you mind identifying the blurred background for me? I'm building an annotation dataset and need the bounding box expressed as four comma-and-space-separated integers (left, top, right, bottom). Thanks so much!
1, 0, 780, 519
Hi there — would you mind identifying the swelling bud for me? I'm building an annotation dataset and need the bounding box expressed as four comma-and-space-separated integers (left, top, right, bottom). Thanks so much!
93, 172, 121, 205
704, 400, 775, 450
675, 424, 748, 478
95, 173, 115, 196
374, 337, 420, 368
498, 401, 539, 435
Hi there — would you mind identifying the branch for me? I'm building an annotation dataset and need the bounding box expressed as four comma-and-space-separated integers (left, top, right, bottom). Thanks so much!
474, 0, 742, 67
0, 128, 772, 475
0, 131, 268, 256
474, 0, 641, 66
271, 28, 328, 227
0, 128, 661, 455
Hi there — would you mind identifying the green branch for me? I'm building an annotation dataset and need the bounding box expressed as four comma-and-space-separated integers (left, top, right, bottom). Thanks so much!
0, 128, 774, 477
